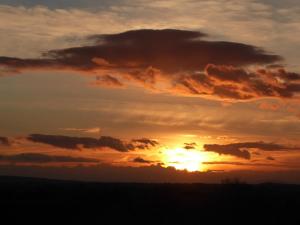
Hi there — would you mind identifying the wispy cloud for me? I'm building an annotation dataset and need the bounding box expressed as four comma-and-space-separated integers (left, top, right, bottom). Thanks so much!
1, 1, 300, 69
61, 127, 101, 134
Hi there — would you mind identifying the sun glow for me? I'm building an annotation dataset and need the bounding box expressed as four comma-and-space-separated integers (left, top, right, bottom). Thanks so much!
162, 148, 208, 172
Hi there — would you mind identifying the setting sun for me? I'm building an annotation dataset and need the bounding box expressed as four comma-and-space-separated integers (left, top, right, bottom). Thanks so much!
162, 148, 208, 172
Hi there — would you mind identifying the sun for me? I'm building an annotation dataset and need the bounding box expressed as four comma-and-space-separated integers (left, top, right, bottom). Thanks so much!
162, 148, 207, 172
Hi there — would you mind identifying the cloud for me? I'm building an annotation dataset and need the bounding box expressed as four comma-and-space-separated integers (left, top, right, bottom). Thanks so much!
132, 157, 153, 164
0, 29, 280, 72
175, 64, 300, 100
203, 142, 299, 159
204, 143, 251, 159
27, 134, 134, 152
92, 75, 124, 88
202, 161, 276, 167
0, 153, 99, 163
259, 102, 281, 111
61, 127, 101, 134
131, 138, 159, 149
27, 134, 159, 151
202, 160, 285, 169
183, 142, 197, 150
0, 4, 129, 58
2, 29, 299, 101
266, 156, 275, 161
1, 1, 300, 70
0, 137, 9, 146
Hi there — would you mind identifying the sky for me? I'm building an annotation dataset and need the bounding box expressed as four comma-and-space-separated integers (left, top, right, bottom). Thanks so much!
0, 0, 300, 183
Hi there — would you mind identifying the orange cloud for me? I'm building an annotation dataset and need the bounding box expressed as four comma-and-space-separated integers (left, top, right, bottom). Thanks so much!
1, 29, 299, 100
259, 102, 281, 111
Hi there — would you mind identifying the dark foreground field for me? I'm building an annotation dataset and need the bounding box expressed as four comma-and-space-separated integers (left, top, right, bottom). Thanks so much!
1, 176, 300, 225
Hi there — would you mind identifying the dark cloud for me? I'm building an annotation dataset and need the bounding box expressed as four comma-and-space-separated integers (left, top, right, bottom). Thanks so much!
28, 134, 133, 152
93, 75, 124, 88
203, 142, 298, 159
0, 153, 99, 163
204, 144, 251, 159
183, 142, 197, 150
206, 64, 251, 82
2, 29, 297, 101
0, 137, 9, 146
266, 156, 275, 161
131, 138, 159, 149
219, 142, 296, 151
203, 161, 250, 166
27, 134, 158, 152
97, 136, 133, 152
1, 28, 280, 73
203, 161, 278, 167
276, 68, 300, 81
0, 56, 57, 72
28, 134, 101, 149
86, 29, 279, 72
132, 157, 153, 164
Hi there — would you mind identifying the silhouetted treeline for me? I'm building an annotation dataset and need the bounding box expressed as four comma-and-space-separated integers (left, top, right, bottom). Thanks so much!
1, 176, 300, 225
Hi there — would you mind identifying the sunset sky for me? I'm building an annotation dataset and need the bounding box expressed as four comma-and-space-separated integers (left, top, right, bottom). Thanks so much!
0, 0, 300, 183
